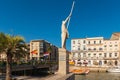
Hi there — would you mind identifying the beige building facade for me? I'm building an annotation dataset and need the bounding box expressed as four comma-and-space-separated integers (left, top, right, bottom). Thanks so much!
71, 33, 120, 67
30, 40, 58, 63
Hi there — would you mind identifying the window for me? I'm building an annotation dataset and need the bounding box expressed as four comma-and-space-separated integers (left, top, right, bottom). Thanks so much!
83, 53, 86, 57
78, 40, 80, 44
99, 48, 103, 50
73, 41, 75, 44
88, 60, 91, 65
94, 41, 96, 44
88, 48, 91, 51
40, 42, 43, 47
104, 60, 107, 64
93, 53, 96, 57
99, 53, 102, 57
115, 60, 118, 65
115, 45, 118, 47
99, 61, 102, 65
78, 47, 80, 50
88, 53, 91, 57
115, 53, 117, 57
109, 45, 112, 47
109, 53, 112, 57
99, 40, 101, 44
40, 49, 43, 53
78, 53, 81, 57
73, 53, 75, 57
93, 48, 96, 50
83, 40, 86, 44
83, 45, 86, 50
88, 41, 90, 44
104, 53, 107, 57
31, 43, 33, 46
83, 47, 86, 50
104, 45, 107, 47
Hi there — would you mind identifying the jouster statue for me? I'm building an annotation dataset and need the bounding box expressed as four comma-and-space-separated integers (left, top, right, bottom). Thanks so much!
61, 14, 71, 49
61, 1, 75, 49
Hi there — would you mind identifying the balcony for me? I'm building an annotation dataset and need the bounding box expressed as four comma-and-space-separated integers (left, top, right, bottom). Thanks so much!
103, 57, 118, 60
80, 57, 104, 60
87, 44, 103, 46
71, 50, 87, 53
72, 57, 80, 60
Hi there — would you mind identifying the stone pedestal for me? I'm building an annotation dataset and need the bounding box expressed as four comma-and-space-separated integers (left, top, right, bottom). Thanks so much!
58, 48, 69, 75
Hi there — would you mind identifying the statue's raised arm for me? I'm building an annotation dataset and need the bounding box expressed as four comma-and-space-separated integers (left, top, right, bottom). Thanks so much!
61, 1, 75, 49
63, 15, 71, 24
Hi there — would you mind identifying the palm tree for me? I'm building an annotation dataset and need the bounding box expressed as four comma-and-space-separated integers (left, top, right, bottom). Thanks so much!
47, 46, 52, 61
0, 32, 28, 80
13, 43, 29, 65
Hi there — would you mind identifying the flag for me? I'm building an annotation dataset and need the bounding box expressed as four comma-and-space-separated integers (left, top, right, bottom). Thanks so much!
31, 50, 38, 54
44, 52, 49, 56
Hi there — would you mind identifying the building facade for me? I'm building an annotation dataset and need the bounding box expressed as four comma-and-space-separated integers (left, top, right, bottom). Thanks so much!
30, 40, 58, 63
71, 33, 120, 67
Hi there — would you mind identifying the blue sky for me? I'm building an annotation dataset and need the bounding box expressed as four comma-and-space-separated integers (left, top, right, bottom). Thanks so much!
0, 0, 120, 50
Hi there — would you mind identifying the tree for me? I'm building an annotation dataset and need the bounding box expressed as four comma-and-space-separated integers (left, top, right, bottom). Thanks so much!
0, 32, 28, 80
47, 46, 52, 61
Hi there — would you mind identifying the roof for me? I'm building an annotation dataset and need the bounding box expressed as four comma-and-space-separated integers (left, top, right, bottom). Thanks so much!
31, 39, 45, 42
110, 32, 120, 40
72, 37, 104, 40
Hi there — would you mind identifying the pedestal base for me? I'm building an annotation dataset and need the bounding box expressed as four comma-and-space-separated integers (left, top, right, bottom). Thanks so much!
58, 48, 69, 75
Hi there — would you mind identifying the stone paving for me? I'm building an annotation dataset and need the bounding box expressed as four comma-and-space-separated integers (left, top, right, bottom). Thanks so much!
0, 74, 65, 80
19, 75, 64, 80
12, 74, 63, 80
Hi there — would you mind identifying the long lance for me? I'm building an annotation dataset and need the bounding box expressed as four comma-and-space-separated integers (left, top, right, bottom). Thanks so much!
67, 1, 75, 29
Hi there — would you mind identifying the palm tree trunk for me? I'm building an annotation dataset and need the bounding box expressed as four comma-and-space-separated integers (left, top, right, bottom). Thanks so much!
6, 53, 12, 80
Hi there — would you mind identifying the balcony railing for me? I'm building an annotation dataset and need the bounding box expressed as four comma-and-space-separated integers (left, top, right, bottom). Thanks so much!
80, 57, 104, 60
103, 57, 118, 60
71, 50, 104, 52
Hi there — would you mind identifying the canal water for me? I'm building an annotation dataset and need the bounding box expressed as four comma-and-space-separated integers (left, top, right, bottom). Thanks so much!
75, 72, 120, 80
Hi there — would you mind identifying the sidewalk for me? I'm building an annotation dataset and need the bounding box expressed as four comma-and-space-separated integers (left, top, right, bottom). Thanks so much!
14, 74, 64, 80
0, 74, 65, 80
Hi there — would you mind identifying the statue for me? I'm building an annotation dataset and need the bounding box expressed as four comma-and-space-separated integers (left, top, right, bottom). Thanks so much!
61, 15, 71, 49
61, 1, 75, 49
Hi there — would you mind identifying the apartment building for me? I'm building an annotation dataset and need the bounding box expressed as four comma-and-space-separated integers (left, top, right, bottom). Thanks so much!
71, 33, 120, 67
30, 40, 58, 63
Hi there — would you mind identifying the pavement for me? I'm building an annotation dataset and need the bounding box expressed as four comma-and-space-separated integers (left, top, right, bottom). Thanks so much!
0, 73, 65, 80
14, 74, 64, 80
